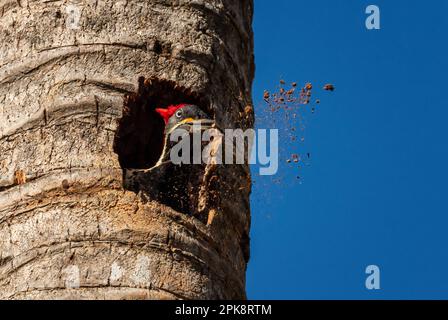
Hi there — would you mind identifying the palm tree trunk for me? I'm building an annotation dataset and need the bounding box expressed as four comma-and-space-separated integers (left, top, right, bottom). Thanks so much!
0, 0, 254, 300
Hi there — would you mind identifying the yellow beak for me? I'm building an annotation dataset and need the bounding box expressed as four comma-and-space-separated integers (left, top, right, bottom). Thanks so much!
178, 117, 195, 125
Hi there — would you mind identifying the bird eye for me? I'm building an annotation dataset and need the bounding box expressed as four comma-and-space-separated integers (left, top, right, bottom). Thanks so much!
175, 110, 183, 118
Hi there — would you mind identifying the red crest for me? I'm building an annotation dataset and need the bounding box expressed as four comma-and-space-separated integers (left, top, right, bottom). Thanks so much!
155, 104, 187, 124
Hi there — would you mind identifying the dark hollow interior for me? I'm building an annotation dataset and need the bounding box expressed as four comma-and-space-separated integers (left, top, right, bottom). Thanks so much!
113, 77, 205, 170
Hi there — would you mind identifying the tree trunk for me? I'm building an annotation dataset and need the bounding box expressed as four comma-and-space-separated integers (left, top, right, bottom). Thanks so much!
0, 0, 254, 300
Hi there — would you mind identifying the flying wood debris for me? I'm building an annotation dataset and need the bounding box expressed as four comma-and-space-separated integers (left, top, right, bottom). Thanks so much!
252, 79, 335, 219
260, 80, 334, 182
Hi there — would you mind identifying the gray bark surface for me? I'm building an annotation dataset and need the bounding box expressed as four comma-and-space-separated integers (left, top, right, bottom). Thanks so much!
0, 0, 254, 299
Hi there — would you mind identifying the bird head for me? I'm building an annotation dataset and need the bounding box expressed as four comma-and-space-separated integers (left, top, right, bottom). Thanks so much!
155, 104, 210, 133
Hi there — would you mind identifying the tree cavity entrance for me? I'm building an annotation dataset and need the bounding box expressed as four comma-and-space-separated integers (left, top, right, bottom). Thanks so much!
113, 77, 204, 170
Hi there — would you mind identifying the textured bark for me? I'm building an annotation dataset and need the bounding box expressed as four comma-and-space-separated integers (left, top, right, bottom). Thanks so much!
0, 0, 254, 299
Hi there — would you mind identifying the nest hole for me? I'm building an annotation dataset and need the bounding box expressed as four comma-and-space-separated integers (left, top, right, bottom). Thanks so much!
113, 76, 207, 170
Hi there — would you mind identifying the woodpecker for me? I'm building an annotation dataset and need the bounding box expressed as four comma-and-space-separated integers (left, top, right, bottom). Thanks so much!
155, 104, 213, 165
124, 104, 213, 215
155, 104, 210, 134
123, 104, 224, 218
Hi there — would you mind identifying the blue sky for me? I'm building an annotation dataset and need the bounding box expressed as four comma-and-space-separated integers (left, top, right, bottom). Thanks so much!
247, 0, 448, 299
